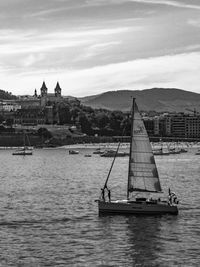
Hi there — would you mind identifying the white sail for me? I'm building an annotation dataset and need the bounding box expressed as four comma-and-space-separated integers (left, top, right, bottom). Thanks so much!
127, 99, 162, 196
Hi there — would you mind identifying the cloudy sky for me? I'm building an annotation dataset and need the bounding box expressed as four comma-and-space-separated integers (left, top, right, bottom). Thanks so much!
0, 0, 200, 96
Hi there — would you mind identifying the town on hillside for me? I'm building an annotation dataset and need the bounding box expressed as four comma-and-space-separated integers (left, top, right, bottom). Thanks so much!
0, 83, 200, 147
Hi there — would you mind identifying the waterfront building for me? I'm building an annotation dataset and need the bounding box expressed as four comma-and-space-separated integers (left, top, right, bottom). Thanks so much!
185, 116, 200, 138
170, 114, 186, 137
143, 118, 154, 136
144, 113, 200, 138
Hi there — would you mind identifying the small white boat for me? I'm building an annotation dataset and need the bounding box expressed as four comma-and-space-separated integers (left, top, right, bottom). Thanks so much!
96, 98, 179, 215
84, 154, 92, 157
69, 150, 79, 155
100, 149, 128, 157
93, 148, 104, 154
153, 148, 170, 156
169, 148, 181, 155
12, 147, 33, 156
195, 150, 200, 155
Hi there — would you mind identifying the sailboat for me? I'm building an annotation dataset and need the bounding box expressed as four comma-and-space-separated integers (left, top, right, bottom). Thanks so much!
12, 132, 33, 156
96, 98, 179, 215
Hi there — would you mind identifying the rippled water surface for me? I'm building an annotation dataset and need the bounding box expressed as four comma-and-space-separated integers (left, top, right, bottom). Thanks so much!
0, 145, 199, 266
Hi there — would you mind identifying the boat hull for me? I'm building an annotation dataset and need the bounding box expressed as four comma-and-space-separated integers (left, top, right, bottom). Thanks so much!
12, 152, 33, 155
98, 200, 178, 215
12, 150, 33, 155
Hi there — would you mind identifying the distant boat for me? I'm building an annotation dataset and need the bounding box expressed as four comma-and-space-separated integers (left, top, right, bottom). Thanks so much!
153, 148, 170, 156
12, 147, 33, 156
169, 148, 181, 155
152, 141, 170, 156
12, 133, 33, 156
93, 148, 104, 154
179, 148, 188, 153
100, 149, 129, 157
195, 150, 200, 155
84, 154, 92, 157
69, 150, 79, 155
96, 98, 179, 215
168, 142, 188, 154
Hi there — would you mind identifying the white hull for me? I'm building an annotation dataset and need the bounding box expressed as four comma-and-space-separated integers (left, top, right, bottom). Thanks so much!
12, 150, 33, 156
98, 200, 178, 215
69, 150, 79, 154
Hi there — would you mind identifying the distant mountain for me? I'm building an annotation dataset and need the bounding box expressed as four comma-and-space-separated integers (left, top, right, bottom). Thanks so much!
79, 88, 200, 112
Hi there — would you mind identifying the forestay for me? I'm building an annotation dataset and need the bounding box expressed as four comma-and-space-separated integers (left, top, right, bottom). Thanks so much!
127, 99, 162, 197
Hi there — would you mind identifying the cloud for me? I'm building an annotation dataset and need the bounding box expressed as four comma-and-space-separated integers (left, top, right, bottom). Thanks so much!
123, 0, 200, 10
0, 0, 199, 96
85, 0, 200, 10
3, 51, 200, 96
21, 54, 45, 67
188, 19, 200, 27
0, 26, 129, 55
74, 41, 121, 61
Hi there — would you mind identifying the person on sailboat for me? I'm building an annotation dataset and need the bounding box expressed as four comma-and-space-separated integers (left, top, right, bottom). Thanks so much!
168, 188, 178, 205
107, 189, 111, 202
101, 188, 105, 201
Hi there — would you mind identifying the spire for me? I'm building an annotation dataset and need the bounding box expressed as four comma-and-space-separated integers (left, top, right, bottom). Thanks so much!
41, 81, 48, 91
40, 81, 48, 97
55, 81, 61, 97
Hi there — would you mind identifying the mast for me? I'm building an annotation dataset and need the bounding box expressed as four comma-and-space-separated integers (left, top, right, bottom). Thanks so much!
23, 131, 26, 148
127, 98, 135, 199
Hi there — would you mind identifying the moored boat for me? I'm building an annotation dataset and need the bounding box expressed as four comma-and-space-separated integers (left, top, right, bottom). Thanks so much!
100, 149, 129, 157
69, 150, 79, 154
153, 148, 170, 156
93, 148, 104, 154
12, 147, 33, 156
195, 150, 200, 155
12, 133, 33, 156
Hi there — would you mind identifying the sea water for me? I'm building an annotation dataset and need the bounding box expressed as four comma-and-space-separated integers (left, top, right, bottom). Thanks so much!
0, 145, 199, 266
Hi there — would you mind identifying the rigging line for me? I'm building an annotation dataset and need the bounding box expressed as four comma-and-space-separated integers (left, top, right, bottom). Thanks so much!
103, 122, 127, 190
103, 141, 121, 190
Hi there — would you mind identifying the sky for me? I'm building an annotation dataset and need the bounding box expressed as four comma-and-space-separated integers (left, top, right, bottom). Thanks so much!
0, 0, 200, 97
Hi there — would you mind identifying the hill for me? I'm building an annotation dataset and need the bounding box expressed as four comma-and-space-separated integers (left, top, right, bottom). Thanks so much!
0, 89, 17, 100
79, 88, 200, 112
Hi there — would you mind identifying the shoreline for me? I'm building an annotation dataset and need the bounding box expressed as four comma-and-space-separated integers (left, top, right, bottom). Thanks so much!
0, 133, 200, 147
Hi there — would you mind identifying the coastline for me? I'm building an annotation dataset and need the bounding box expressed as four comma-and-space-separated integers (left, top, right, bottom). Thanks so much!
0, 132, 200, 147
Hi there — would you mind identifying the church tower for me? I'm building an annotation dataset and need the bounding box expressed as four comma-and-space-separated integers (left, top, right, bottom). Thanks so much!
40, 81, 48, 97
54, 81, 62, 97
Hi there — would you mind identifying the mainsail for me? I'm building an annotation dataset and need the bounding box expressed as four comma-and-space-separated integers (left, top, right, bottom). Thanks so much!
127, 99, 162, 198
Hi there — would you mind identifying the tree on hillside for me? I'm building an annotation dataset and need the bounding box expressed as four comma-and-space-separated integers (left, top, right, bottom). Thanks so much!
58, 104, 71, 124
95, 112, 110, 128
70, 107, 80, 123
0, 89, 17, 99
78, 112, 93, 135
37, 128, 52, 138
109, 111, 124, 135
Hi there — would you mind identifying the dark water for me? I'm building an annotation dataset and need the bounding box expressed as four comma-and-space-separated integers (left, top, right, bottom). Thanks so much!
0, 145, 199, 266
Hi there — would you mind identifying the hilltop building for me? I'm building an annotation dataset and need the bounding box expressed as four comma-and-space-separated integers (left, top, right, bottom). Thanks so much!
9, 81, 64, 125
40, 81, 62, 107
